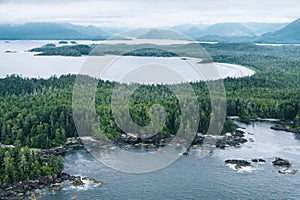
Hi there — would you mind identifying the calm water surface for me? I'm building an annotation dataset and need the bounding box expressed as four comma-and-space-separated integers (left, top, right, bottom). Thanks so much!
0, 40, 252, 82
40, 121, 300, 200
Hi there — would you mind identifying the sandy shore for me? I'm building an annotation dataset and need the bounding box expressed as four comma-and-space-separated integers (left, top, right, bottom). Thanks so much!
185, 57, 255, 81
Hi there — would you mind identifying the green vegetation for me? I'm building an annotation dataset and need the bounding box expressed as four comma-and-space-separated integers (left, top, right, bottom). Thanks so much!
0, 42, 299, 185
204, 43, 300, 121
30, 44, 92, 56
123, 48, 178, 57
0, 141, 63, 185
0, 42, 298, 187
29, 43, 210, 58
0, 75, 77, 148
2, 43, 299, 147
295, 114, 300, 131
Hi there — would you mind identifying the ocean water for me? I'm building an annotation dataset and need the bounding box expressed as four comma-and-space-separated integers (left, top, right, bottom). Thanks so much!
0, 40, 252, 83
40, 121, 300, 200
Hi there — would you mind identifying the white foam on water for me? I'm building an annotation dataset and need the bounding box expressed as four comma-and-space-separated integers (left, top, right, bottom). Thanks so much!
225, 163, 256, 173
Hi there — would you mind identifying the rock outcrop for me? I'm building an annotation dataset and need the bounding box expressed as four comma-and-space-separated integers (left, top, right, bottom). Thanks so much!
225, 159, 251, 167
272, 157, 292, 167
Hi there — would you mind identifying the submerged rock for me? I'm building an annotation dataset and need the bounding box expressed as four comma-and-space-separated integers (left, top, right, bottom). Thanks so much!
43, 43, 56, 48
5, 50, 17, 53
288, 170, 299, 174
182, 152, 190, 156
235, 165, 243, 170
278, 169, 287, 174
278, 169, 299, 174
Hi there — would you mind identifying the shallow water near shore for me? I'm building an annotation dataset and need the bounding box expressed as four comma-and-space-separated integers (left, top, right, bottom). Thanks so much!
0, 40, 253, 83
38, 121, 300, 200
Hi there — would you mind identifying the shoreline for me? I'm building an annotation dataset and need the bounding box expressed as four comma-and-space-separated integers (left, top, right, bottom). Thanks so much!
0, 138, 100, 199
185, 57, 255, 80
229, 116, 300, 134
3, 118, 296, 199
0, 172, 103, 199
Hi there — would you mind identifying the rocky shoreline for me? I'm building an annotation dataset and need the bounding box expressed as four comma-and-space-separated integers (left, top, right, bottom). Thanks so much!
0, 138, 100, 199
270, 121, 300, 134
39, 125, 249, 157
232, 117, 300, 134
40, 137, 85, 157
2, 118, 296, 199
83, 132, 249, 153
0, 172, 103, 199
1, 127, 246, 199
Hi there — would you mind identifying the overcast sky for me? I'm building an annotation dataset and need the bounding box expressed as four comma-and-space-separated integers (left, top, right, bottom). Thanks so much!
0, 0, 299, 27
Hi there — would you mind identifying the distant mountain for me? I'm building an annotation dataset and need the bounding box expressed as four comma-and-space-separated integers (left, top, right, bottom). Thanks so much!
195, 35, 258, 43
243, 22, 287, 36
170, 24, 208, 38
63, 23, 111, 38
101, 27, 130, 35
170, 23, 255, 39
260, 18, 300, 43
201, 23, 256, 37
0, 22, 111, 40
117, 28, 154, 38
136, 29, 191, 40
1, 20, 299, 43
171, 24, 203, 32
169, 22, 289, 41
116, 28, 191, 40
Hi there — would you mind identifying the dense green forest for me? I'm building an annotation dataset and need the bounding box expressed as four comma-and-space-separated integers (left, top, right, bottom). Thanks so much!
1, 43, 299, 151
0, 141, 63, 184
0, 75, 76, 148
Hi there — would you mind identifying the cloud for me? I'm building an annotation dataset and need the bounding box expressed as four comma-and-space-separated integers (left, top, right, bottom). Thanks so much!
0, 0, 299, 27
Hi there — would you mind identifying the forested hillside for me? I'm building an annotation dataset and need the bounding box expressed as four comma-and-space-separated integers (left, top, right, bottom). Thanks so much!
0, 142, 63, 185
1, 43, 299, 150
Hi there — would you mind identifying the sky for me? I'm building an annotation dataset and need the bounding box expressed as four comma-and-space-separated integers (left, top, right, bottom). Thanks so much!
0, 0, 299, 27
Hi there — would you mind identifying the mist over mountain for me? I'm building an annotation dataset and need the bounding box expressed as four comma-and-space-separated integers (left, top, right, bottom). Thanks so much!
260, 18, 300, 43
169, 22, 287, 39
136, 29, 191, 40
0, 22, 111, 40
243, 22, 287, 36
0, 19, 299, 43
125, 22, 289, 42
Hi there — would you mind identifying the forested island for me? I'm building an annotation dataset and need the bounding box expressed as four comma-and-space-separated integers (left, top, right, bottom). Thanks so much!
0, 42, 299, 198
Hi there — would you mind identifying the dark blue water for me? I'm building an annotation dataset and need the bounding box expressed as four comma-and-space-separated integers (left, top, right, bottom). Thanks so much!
40, 122, 300, 200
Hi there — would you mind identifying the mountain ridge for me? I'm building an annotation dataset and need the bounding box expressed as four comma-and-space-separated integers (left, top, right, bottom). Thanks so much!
0, 20, 299, 43
0, 22, 111, 40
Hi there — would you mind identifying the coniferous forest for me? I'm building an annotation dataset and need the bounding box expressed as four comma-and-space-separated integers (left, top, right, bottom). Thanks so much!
0, 43, 299, 185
